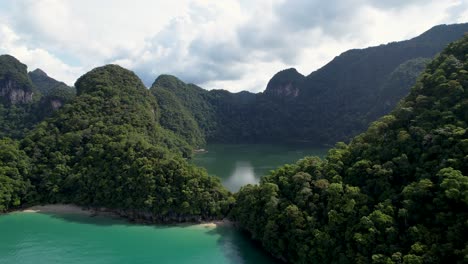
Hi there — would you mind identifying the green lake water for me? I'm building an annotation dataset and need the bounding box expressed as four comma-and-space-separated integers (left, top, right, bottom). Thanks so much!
193, 144, 328, 191
0, 144, 328, 263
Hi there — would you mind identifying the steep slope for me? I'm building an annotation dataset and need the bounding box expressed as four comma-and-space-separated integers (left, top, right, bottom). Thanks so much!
0, 55, 35, 105
16, 65, 233, 221
0, 55, 39, 138
29, 68, 76, 108
151, 75, 218, 139
368, 57, 431, 118
264, 68, 304, 98
155, 23, 468, 145
150, 78, 205, 148
285, 23, 468, 144
152, 74, 262, 143
232, 36, 468, 263
0, 56, 75, 139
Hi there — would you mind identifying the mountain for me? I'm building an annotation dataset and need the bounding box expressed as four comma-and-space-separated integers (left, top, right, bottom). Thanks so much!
29, 68, 76, 110
151, 74, 259, 143
1, 64, 234, 222
264, 68, 303, 98
0, 55, 35, 105
150, 75, 206, 147
0, 56, 76, 139
0, 55, 39, 138
282, 23, 468, 144
232, 35, 468, 263
154, 23, 468, 145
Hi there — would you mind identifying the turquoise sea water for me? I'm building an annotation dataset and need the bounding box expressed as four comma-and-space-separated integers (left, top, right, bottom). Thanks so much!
0, 144, 328, 263
0, 212, 276, 264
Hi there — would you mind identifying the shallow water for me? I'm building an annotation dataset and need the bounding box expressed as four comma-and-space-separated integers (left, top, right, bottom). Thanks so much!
0, 144, 328, 263
0, 212, 277, 264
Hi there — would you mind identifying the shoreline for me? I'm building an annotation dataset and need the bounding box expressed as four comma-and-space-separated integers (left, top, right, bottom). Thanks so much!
12, 204, 232, 228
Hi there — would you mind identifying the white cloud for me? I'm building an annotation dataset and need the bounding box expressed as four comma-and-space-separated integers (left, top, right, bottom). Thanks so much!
0, 0, 466, 91
0, 24, 82, 85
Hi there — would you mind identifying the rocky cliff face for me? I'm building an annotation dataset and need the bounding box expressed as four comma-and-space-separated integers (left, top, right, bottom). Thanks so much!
264, 68, 304, 98
0, 54, 35, 105
0, 79, 33, 104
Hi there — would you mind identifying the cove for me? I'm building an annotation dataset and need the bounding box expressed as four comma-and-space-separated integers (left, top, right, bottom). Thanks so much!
0, 212, 277, 264
193, 144, 328, 191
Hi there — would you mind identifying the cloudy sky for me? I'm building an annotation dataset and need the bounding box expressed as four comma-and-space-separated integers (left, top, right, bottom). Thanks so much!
0, 0, 467, 92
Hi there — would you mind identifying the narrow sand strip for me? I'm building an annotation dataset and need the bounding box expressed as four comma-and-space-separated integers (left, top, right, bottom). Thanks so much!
20, 204, 92, 215
18, 204, 232, 228
196, 220, 233, 228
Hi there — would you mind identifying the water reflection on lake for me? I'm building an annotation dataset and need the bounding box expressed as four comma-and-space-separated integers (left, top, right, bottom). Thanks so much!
193, 144, 328, 192
225, 161, 257, 191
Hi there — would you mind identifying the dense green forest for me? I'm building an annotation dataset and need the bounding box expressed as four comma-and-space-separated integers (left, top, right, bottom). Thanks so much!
2, 24, 466, 146
0, 23, 467, 262
150, 77, 205, 147
152, 23, 468, 145
0, 55, 76, 139
0, 65, 234, 221
232, 35, 468, 263
28, 68, 76, 102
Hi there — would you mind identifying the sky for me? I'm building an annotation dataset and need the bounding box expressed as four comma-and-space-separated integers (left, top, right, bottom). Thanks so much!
0, 0, 467, 93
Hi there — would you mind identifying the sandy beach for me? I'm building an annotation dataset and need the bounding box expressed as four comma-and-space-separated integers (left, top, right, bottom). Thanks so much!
21, 204, 92, 215
17, 204, 231, 227
196, 220, 232, 228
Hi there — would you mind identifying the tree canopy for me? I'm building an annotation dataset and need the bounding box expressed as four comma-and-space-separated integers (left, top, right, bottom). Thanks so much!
232, 35, 468, 263
1, 65, 234, 222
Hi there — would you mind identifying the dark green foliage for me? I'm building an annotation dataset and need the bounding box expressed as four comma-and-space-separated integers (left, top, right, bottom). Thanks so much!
150, 83, 205, 147
29, 68, 76, 102
368, 57, 431, 118
232, 36, 468, 263
0, 55, 39, 139
151, 75, 218, 139
0, 55, 35, 101
0, 56, 75, 139
263, 23, 468, 145
20, 65, 233, 221
0, 103, 37, 139
263, 68, 304, 97
0, 138, 31, 212
155, 23, 468, 145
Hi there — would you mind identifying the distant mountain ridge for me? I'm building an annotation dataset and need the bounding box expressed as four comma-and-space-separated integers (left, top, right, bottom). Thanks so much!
152, 23, 468, 145
1, 23, 467, 145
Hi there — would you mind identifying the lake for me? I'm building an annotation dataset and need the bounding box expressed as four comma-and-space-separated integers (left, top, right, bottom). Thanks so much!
193, 144, 328, 191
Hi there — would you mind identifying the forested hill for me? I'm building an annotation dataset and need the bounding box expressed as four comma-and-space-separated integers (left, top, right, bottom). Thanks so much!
232, 35, 468, 263
0, 65, 233, 221
286, 23, 468, 144
2, 23, 466, 146
29, 68, 76, 106
0, 56, 76, 139
152, 23, 468, 145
